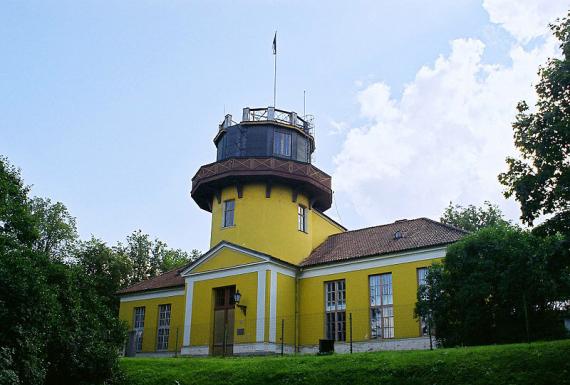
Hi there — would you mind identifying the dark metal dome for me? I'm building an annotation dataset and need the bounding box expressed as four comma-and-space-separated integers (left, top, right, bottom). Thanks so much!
191, 107, 332, 212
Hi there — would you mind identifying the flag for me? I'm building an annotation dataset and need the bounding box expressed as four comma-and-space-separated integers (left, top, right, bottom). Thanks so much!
272, 32, 277, 55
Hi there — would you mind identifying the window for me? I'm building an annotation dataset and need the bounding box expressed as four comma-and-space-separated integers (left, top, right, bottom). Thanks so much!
222, 199, 235, 227
369, 273, 394, 339
297, 205, 307, 232
273, 131, 292, 157
156, 304, 171, 351
325, 280, 346, 341
417, 267, 429, 336
133, 307, 145, 352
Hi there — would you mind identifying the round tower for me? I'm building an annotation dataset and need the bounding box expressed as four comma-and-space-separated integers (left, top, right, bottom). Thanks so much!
191, 106, 333, 264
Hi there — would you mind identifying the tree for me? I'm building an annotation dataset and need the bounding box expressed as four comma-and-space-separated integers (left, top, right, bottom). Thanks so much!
115, 230, 200, 286
440, 201, 509, 232
416, 225, 568, 347
0, 156, 125, 385
161, 248, 201, 272
0, 156, 38, 246
30, 197, 78, 261
76, 237, 132, 312
498, 13, 570, 235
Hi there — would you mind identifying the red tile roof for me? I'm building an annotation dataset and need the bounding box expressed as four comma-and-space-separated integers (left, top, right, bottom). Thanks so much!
116, 267, 186, 295
116, 219, 466, 295
300, 217, 467, 267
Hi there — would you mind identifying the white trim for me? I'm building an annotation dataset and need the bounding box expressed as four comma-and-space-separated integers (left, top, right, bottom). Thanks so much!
119, 288, 185, 302
182, 281, 194, 347
300, 247, 446, 278
185, 262, 295, 282
181, 242, 281, 276
186, 261, 267, 278
268, 270, 278, 342
256, 270, 266, 342
233, 342, 295, 354
180, 345, 209, 356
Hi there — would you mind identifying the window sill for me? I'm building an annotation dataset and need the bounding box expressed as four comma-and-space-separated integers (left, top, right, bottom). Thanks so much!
221, 225, 236, 230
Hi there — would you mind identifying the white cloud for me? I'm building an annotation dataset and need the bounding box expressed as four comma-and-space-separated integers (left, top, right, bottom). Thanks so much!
329, 119, 349, 135
483, 0, 568, 43
332, 2, 564, 227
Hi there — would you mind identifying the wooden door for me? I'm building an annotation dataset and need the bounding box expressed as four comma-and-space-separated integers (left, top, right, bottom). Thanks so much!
212, 286, 235, 356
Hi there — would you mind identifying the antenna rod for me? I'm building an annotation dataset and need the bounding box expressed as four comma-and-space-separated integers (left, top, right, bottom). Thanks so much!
273, 31, 277, 107
303, 90, 306, 118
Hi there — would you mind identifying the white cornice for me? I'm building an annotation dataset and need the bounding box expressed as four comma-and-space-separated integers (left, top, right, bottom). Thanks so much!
119, 288, 185, 302
180, 242, 291, 277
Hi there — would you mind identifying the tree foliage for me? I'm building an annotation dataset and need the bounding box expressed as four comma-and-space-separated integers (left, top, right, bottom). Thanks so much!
0, 156, 126, 385
416, 225, 569, 347
498, 13, 570, 234
0, 156, 202, 385
440, 201, 509, 232
30, 197, 78, 261
115, 230, 200, 287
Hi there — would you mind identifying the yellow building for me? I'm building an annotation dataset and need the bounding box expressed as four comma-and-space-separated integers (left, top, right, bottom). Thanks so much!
117, 107, 466, 356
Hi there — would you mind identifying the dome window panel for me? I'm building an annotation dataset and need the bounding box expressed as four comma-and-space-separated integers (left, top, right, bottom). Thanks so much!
273, 130, 292, 157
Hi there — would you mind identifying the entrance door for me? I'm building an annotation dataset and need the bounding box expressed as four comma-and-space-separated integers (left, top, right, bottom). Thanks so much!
212, 286, 236, 356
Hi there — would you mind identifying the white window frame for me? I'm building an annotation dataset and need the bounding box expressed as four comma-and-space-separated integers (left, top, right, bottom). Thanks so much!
133, 306, 145, 352
222, 199, 235, 228
369, 273, 394, 339
297, 205, 307, 233
156, 304, 171, 351
417, 267, 429, 336
325, 280, 346, 341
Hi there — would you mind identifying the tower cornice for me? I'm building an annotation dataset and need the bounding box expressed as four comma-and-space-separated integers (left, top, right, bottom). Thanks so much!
191, 156, 332, 212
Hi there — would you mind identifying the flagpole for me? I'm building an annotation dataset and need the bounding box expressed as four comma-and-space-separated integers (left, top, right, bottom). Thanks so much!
273, 31, 277, 108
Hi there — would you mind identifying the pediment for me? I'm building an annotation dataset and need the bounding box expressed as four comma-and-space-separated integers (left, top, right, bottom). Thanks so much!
181, 242, 271, 276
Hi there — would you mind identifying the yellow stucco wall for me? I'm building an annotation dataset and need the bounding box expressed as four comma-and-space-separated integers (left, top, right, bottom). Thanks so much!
190, 271, 260, 347
298, 258, 442, 346
276, 273, 296, 345
311, 211, 345, 250
118, 293, 185, 353
192, 248, 261, 273
209, 183, 343, 265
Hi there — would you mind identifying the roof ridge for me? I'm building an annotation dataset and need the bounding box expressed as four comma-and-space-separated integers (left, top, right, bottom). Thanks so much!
420, 217, 470, 234
116, 264, 186, 294
326, 217, 426, 236
301, 217, 467, 267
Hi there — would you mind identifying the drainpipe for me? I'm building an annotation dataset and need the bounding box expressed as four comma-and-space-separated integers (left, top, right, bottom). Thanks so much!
295, 268, 300, 353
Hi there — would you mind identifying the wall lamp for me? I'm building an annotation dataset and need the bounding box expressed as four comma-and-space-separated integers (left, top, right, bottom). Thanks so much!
234, 290, 247, 315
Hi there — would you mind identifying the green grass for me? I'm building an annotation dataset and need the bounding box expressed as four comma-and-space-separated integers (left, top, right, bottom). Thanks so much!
120, 339, 570, 385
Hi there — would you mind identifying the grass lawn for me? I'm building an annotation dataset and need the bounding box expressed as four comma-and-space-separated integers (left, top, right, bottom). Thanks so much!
120, 339, 570, 385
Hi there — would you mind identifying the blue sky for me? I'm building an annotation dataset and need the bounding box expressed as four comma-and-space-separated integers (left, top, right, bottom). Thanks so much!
1, 0, 566, 252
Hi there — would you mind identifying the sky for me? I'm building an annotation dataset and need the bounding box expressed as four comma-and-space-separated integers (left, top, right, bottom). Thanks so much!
1, 0, 567, 252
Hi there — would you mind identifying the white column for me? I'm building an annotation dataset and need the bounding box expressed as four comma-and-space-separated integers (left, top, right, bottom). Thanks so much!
269, 270, 278, 342
182, 279, 194, 347
256, 270, 266, 342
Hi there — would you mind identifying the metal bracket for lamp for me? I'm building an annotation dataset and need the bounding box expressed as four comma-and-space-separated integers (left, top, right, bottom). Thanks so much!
234, 289, 247, 315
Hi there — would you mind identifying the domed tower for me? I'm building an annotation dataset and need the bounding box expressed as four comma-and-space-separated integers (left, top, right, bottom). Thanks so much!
191, 106, 337, 264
